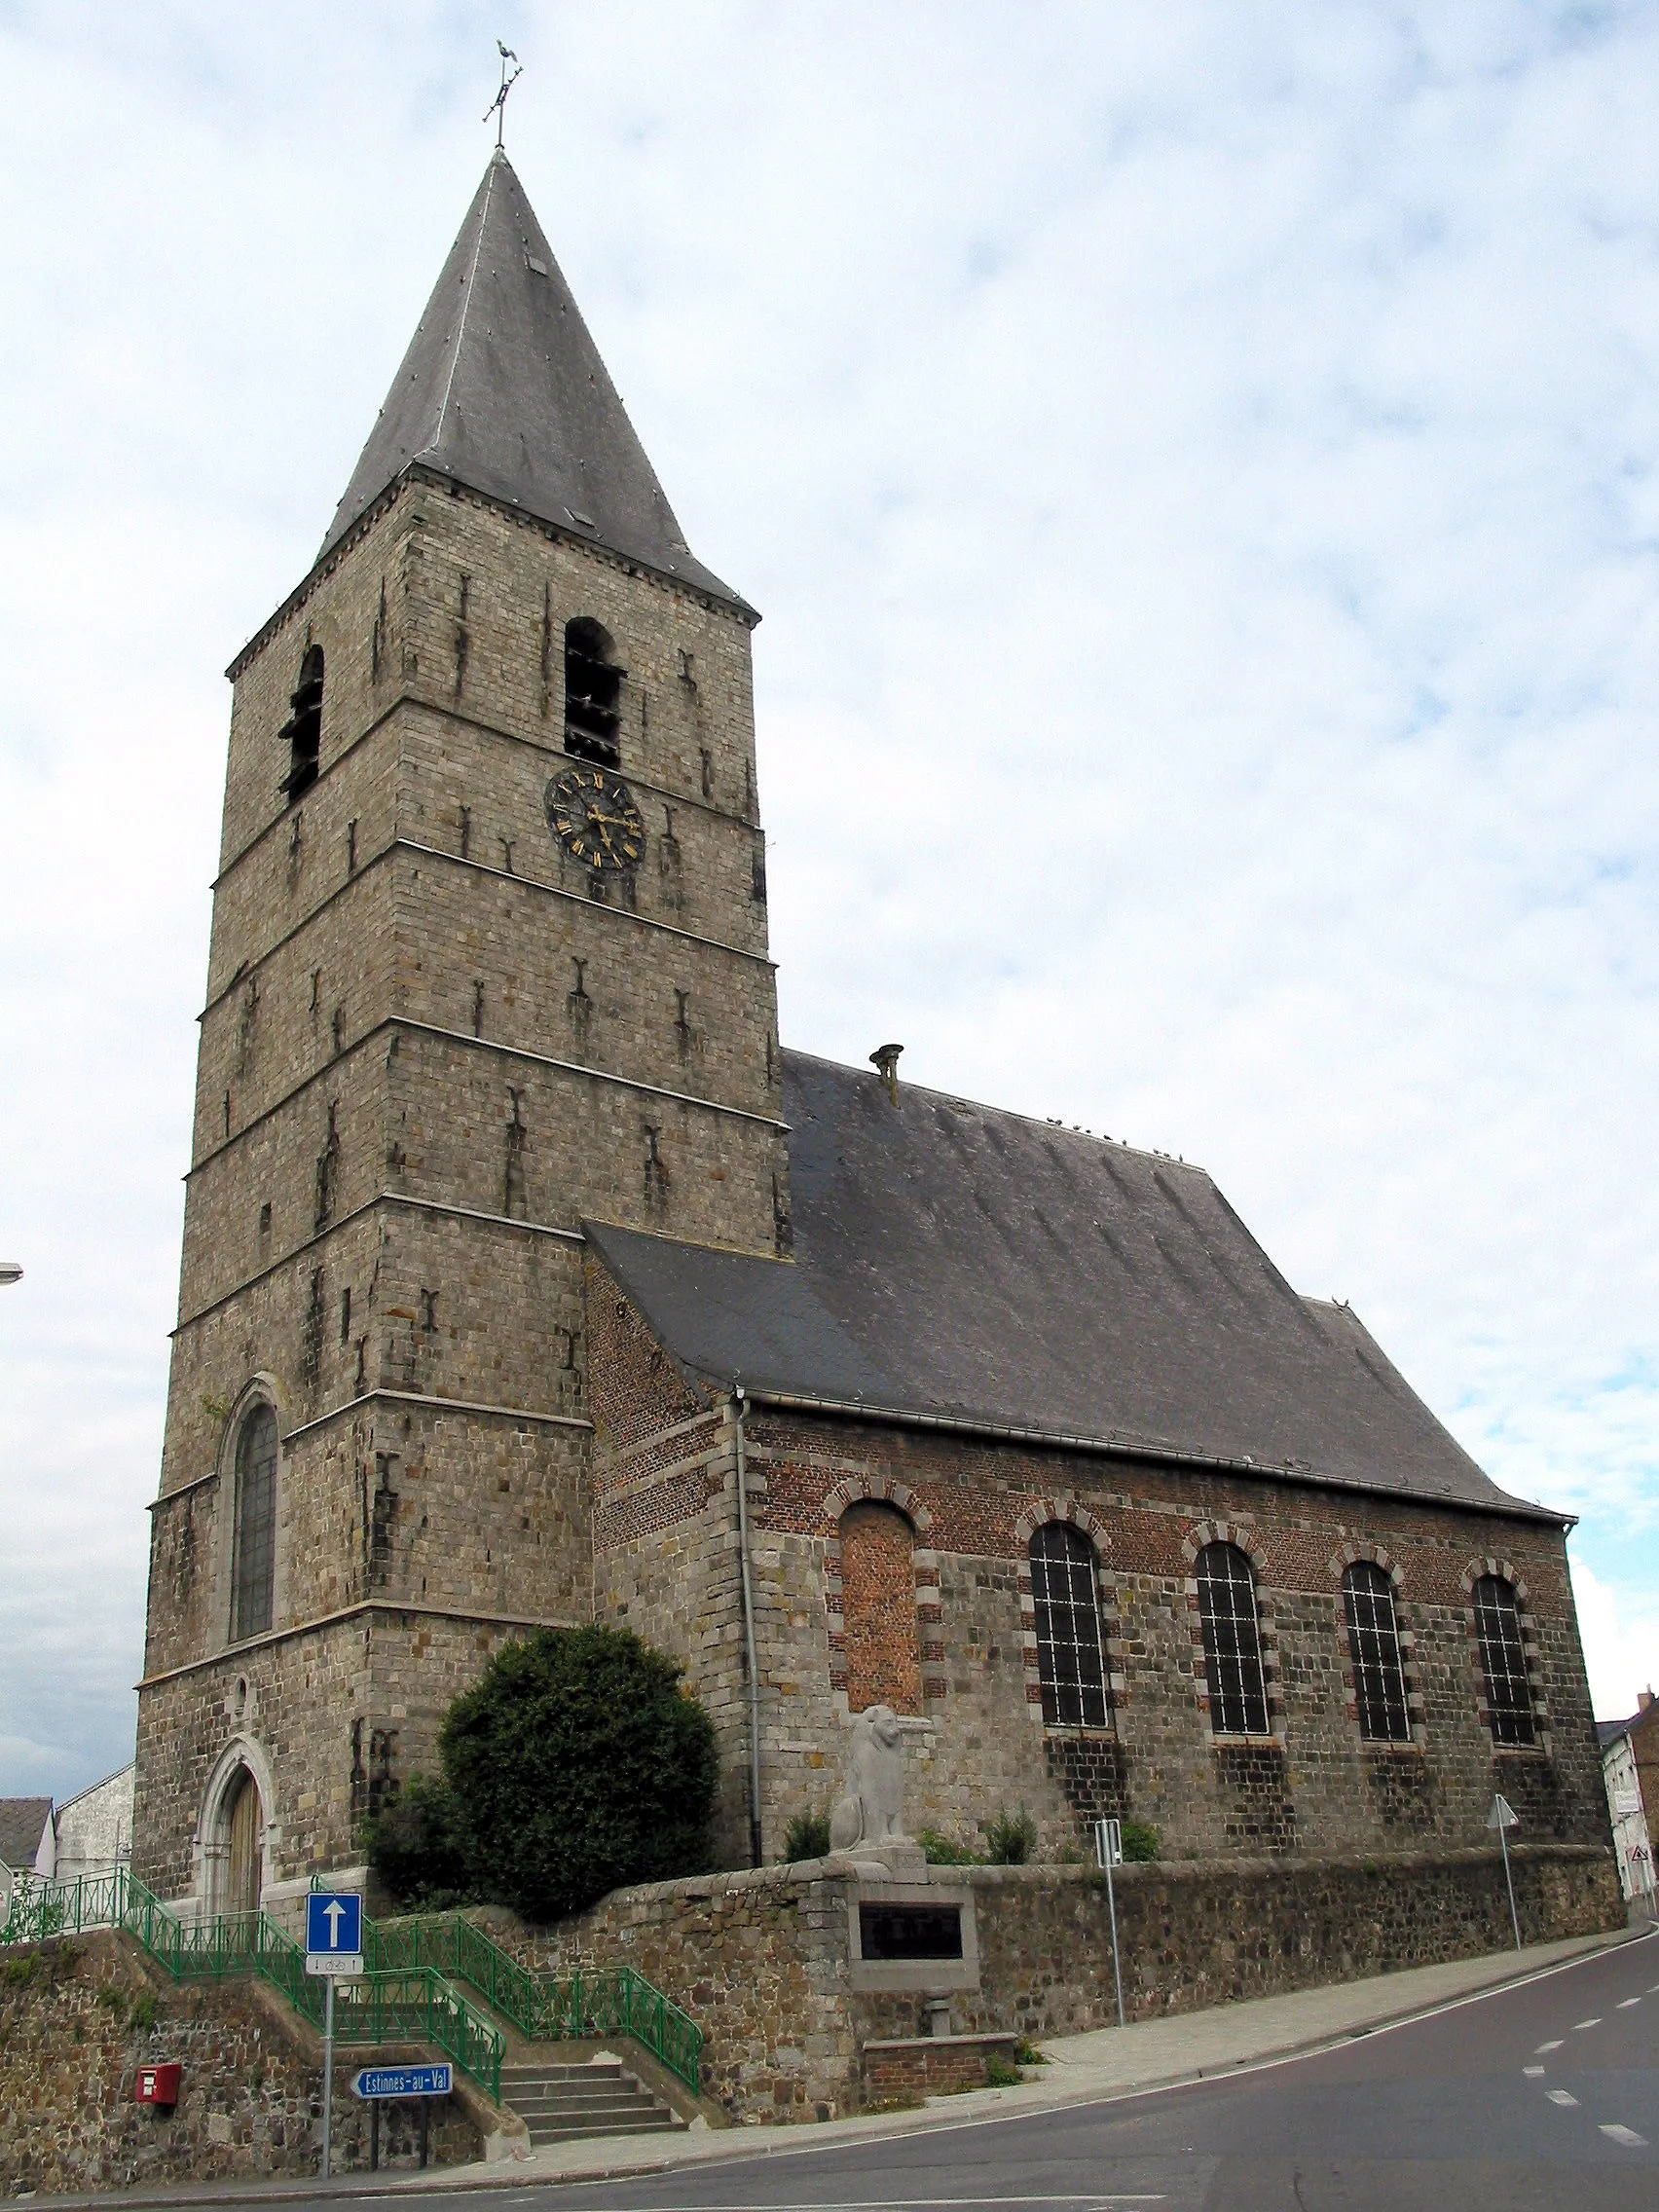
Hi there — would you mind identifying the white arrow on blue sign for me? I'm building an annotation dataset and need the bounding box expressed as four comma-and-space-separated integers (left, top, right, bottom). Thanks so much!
305, 1891, 363, 1975
352, 2064, 453, 2100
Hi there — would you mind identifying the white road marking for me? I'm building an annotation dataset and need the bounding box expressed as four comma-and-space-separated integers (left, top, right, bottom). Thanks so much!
1523, 2066, 1545, 2078
1601, 2124, 1648, 2148
1535, 2040, 1564, 2052
1571, 2018, 1602, 2030
1547, 2089, 1580, 2107
1618, 1997, 1641, 2009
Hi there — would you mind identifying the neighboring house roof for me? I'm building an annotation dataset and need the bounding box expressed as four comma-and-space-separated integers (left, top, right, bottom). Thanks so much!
586, 1050, 1560, 1522
1599, 1718, 1636, 1750
318, 151, 747, 612
0, 1797, 53, 1872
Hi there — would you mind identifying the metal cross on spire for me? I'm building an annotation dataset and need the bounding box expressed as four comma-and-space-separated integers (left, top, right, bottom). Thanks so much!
485, 41, 523, 149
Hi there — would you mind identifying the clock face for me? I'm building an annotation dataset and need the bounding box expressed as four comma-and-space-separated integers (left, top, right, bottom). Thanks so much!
543, 767, 645, 871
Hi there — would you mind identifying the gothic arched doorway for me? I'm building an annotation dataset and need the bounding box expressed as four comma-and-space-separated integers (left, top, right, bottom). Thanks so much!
221, 1768, 263, 1922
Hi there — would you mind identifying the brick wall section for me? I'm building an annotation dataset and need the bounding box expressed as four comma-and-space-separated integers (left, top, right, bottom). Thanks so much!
837, 1504, 923, 1715
487, 1844, 1621, 2122
863, 2036, 1018, 2100
0, 1932, 478, 2194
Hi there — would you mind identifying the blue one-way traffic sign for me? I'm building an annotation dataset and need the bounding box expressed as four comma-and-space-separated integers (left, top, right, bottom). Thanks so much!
352, 2064, 453, 2100
305, 1891, 363, 1975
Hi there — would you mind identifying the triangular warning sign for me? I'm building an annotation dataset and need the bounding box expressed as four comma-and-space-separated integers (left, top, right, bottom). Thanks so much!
1488, 1792, 1520, 1829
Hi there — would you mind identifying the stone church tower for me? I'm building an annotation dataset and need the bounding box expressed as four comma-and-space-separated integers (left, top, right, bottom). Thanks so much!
133, 152, 784, 1915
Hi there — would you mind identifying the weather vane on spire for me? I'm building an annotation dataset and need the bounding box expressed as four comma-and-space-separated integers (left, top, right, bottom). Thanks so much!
485, 41, 523, 150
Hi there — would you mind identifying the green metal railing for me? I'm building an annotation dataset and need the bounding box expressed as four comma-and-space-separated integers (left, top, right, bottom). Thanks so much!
2, 1869, 503, 2102
369, 1911, 704, 2095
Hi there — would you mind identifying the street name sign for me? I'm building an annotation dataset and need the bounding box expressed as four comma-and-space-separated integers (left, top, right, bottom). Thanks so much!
352, 2064, 453, 2100
305, 1891, 364, 1976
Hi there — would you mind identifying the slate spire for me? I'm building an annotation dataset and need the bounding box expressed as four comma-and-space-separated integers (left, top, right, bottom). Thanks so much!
321, 151, 744, 608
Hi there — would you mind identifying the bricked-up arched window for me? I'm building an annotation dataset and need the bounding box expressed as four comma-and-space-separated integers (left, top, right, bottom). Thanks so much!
278, 645, 324, 801
839, 1503, 921, 1715
565, 617, 623, 767
1474, 1574, 1535, 1746
1030, 1522, 1110, 1728
1196, 1541, 1270, 1736
231, 1405, 278, 1641
1344, 1563, 1410, 1742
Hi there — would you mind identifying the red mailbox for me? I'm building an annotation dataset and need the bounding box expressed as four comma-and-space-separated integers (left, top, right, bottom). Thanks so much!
134, 2064, 181, 2110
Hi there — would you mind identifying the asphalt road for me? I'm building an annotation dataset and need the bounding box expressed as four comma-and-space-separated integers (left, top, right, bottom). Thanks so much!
296, 1932, 1659, 2212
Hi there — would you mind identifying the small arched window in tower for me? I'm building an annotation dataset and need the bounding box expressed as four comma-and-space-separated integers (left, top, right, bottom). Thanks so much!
279, 645, 324, 802
1343, 1563, 1410, 1742
1474, 1574, 1535, 1746
231, 1403, 278, 1641
564, 617, 623, 767
838, 1502, 921, 1715
1196, 1541, 1270, 1736
1030, 1522, 1110, 1728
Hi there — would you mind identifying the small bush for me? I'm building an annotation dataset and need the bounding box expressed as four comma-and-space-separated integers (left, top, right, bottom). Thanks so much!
918, 1828, 983, 1866
95, 1985, 128, 2021
1, 1955, 41, 1988
129, 1990, 159, 2033
1012, 2037, 1048, 2066
371, 1625, 719, 1924
365, 1773, 474, 1911
782, 1810, 831, 1862
1120, 1820, 1161, 1863
984, 2052, 1024, 2086
984, 1807, 1038, 1865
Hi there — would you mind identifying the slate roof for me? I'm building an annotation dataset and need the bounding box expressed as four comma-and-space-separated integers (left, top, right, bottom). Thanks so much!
320, 153, 746, 610
0, 1797, 52, 1873
585, 1050, 1561, 1523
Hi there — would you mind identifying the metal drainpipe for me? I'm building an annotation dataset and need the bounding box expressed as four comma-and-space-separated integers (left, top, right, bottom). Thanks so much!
732, 1383, 764, 1869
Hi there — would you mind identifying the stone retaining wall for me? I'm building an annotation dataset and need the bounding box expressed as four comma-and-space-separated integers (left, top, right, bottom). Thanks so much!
0, 1933, 479, 2197
489, 1841, 1622, 2122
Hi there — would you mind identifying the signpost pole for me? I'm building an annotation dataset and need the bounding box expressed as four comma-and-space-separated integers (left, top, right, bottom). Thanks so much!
1498, 1814, 1521, 1954
321, 1973, 335, 2178
1094, 1819, 1126, 2029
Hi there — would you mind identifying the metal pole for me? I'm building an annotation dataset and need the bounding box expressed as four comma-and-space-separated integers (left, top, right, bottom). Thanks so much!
1105, 1853, 1125, 2029
1499, 1819, 1522, 1954
732, 1385, 764, 1868
321, 1974, 335, 2177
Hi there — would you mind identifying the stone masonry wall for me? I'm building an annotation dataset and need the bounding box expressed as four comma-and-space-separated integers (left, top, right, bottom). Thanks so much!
493, 1844, 1622, 2122
139, 458, 785, 1902
0, 1932, 478, 2195
585, 1303, 1609, 1874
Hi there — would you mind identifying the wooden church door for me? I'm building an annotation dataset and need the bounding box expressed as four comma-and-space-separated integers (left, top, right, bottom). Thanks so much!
225, 1773, 261, 1920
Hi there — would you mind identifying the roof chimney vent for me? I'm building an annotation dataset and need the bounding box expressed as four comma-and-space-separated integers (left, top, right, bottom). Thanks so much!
869, 1043, 903, 1098
1640, 1686, 1654, 1713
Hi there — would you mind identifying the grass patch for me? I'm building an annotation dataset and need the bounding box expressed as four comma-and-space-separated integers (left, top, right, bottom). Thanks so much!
984, 2053, 1024, 2087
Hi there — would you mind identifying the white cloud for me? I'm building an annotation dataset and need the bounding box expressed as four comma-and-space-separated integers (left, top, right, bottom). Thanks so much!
1570, 1559, 1659, 1723
3, 1, 1659, 1789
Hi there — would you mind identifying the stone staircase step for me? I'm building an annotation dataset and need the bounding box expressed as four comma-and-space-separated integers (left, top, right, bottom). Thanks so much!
499, 2057, 686, 2146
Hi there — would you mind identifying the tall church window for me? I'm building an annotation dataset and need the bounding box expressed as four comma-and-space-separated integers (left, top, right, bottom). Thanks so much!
231, 1404, 278, 1641
1196, 1541, 1270, 1736
838, 1503, 921, 1715
1474, 1575, 1535, 1746
279, 645, 324, 801
564, 617, 623, 767
1030, 1522, 1110, 1728
1344, 1563, 1410, 1742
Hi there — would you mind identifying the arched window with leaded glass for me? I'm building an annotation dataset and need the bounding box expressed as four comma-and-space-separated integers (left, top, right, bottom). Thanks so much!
1474, 1574, 1535, 1746
231, 1404, 278, 1641
1343, 1562, 1410, 1742
1196, 1541, 1270, 1736
1029, 1522, 1110, 1728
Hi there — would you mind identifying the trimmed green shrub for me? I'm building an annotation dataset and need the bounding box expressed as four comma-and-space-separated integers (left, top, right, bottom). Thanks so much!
781, 1810, 831, 1862
983, 1806, 1039, 1864
1121, 1819, 1161, 1862
369, 1625, 719, 1925
918, 1828, 983, 1865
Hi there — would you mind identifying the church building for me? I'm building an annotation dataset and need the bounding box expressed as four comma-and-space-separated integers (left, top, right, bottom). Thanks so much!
133, 153, 1610, 1921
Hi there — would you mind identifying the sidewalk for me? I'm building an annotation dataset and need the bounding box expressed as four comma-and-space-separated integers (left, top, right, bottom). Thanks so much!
34, 1919, 1651, 2208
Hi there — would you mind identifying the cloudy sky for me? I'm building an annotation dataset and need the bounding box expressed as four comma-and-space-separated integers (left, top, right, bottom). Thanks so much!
3, 2, 1658, 1799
